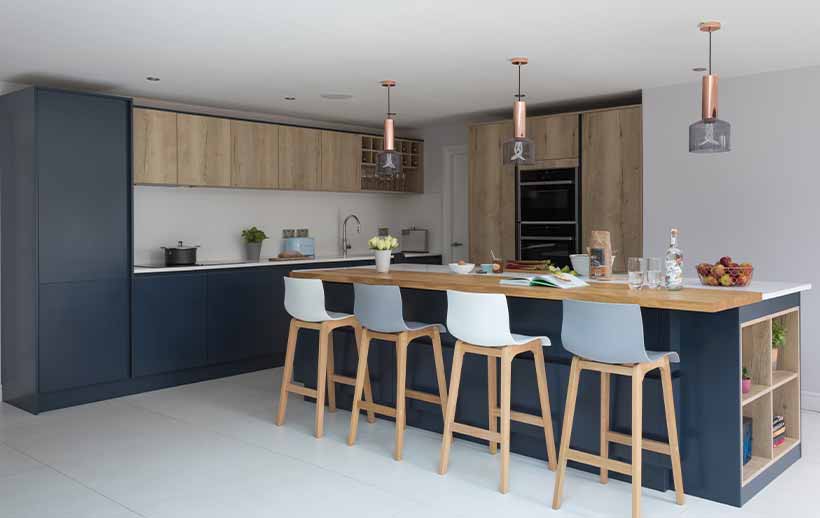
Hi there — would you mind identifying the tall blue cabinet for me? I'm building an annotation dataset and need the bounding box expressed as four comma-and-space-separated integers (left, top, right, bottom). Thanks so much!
0, 87, 132, 413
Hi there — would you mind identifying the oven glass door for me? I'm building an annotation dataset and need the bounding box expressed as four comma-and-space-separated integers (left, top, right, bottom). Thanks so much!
518, 223, 577, 266
519, 182, 575, 222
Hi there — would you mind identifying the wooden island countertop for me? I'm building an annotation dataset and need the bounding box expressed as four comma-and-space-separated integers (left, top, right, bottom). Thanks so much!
290, 264, 810, 313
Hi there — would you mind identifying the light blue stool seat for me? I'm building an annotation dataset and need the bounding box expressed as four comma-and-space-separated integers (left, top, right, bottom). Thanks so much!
553, 300, 685, 517
347, 283, 449, 461
276, 277, 375, 438
438, 290, 558, 494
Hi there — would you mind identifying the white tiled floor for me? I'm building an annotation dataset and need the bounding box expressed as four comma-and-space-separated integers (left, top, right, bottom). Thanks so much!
1, 369, 818, 518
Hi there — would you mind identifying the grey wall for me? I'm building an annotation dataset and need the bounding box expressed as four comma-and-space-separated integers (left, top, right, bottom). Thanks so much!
644, 66, 820, 406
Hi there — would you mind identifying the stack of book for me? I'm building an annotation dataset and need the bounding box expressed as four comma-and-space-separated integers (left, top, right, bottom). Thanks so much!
773, 415, 786, 448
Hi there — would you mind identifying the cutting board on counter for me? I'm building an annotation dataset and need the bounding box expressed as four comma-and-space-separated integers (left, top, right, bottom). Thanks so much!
268, 255, 315, 262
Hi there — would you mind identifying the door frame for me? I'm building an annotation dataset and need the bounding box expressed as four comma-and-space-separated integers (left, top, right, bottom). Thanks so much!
441, 144, 468, 264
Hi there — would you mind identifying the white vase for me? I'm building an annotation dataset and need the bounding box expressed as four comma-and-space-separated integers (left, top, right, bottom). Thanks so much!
374, 250, 391, 273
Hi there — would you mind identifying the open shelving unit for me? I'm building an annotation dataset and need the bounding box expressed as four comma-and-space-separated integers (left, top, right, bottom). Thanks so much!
740, 307, 801, 486
359, 135, 424, 193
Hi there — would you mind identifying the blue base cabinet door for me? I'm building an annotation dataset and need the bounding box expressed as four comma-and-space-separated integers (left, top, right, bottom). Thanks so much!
133, 274, 207, 377
38, 279, 130, 393
206, 270, 277, 364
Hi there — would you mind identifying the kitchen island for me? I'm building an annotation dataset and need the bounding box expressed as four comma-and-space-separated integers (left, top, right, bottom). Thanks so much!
290, 264, 810, 507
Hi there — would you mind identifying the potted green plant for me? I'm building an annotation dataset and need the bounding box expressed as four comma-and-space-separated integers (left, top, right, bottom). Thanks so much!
368, 235, 399, 273
241, 226, 268, 261
741, 367, 752, 394
771, 319, 786, 370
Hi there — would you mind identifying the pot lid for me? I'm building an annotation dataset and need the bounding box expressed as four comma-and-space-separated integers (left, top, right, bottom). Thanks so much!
161, 240, 200, 250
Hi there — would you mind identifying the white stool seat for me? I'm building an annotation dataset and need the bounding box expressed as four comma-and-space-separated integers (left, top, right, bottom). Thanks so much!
646, 350, 680, 363
405, 321, 447, 333
511, 333, 550, 347
327, 311, 354, 321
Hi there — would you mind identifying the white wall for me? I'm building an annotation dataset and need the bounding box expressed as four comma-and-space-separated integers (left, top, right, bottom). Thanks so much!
643, 66, 820, 405
134, 187, 441, 263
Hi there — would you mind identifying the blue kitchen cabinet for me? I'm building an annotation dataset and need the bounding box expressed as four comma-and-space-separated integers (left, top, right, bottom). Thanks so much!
206, 269, 280, 364
133, 274, 208, 377
38, 280, 130, 393
0, 87, 132, 413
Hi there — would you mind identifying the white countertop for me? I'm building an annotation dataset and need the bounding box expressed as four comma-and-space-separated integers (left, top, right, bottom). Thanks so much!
328, 263, 812, 299
132, 252, 442, 274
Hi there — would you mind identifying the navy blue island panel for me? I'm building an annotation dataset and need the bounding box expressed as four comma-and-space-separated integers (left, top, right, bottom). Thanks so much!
291, 276, 803, 508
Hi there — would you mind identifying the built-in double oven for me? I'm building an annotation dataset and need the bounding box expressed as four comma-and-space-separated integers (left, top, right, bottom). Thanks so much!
516, 165, 580, 266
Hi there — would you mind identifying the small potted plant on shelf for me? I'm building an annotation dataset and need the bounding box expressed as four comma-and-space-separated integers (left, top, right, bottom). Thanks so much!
772, 319, 786, 370
241, 226, 268, 261
368, 234, 399, 273
742, 367, 752, 394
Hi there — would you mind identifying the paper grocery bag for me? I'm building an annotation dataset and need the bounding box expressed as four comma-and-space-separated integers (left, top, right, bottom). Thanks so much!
587, 230, 612, 280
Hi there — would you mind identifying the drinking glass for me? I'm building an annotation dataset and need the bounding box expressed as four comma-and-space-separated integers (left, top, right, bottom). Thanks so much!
627, 257, 645, 290
645, 257, 662, 289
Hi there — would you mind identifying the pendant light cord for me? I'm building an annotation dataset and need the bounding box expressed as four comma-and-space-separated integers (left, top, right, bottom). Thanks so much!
708, 32, 712, 75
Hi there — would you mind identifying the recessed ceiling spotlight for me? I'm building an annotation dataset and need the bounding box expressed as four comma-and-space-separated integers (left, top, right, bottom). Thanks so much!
284, 96, 296, 101
145, 76, 160, 82
320, 93, 353, 100
692, 67, 707, 72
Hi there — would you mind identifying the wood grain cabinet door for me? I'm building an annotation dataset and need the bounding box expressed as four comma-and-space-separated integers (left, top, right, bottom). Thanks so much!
320, 130, 361, 192
133, 108, 178, 184
278, 126, 321, 190
581, 107, 642, 273
529, 113, 579, 160
230, 120, 278, 188
468, 121, 516, 264
177, 113, 231, 187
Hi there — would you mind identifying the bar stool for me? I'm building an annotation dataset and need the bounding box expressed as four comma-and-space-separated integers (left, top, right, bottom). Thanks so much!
552, 300, 684, 518
438, 290, 558, 494
276, 277, 376, 438
348, 283, 449, 461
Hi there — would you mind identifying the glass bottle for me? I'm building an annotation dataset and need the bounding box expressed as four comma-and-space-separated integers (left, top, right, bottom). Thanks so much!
664, 228, 684, 291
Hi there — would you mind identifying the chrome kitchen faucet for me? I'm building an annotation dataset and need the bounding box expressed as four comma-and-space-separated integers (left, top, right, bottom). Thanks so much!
342, 214, 361, 257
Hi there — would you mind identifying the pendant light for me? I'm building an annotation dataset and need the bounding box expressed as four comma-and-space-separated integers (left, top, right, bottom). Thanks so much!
689, 21, 731, 153
502, 57, 535, 165
376, 80, 402, 177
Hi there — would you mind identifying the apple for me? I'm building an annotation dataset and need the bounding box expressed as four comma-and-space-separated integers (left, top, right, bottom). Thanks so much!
704, 275, 719, 286
736, 273, 749, 286
696, 263, 712, 276
712, 264, 727, 278
719, 274, 733, 286
719, 256, 733, 267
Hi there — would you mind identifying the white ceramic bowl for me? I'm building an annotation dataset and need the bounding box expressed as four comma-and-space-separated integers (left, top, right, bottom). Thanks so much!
448, 262, 475, 275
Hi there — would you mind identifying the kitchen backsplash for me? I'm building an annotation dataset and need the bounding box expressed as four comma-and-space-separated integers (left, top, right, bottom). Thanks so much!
133, 186, 442, 264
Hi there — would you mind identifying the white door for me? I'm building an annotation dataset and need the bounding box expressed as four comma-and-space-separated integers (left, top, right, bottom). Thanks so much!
448, 150, 469, 262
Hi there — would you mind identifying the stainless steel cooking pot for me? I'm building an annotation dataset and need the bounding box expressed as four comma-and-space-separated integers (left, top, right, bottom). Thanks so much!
161, 241, 200, 266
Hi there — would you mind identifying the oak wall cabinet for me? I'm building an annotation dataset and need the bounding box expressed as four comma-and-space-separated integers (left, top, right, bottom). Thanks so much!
321, 130, 360, 192
581, 106, 643, 273
468, 121, 516, 264
133, 108, 178, 185
278, 126, 322, 190
231, 120, 278, 189
177, 113, 232, 187
528, 113, 579, 160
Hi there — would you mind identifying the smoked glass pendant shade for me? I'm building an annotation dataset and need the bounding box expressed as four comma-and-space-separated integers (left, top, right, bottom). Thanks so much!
502, 137, 535, 165
688, 118, 731, 153
375, 149, 402, 177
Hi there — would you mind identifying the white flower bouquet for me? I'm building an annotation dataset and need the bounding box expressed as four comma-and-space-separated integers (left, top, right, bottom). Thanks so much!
368, 235, 399, 251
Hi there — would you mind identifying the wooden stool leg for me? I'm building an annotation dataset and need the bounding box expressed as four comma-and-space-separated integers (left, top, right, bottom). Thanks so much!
533, 344, 557, 470
552, 356, 582, 509
394, 332, 409, 461
314, 324, 330, 438
631, 365, 645, 518
432, 328, 449, 421
499, 348, 513, 494
347, 329, 372, 445
352, 324, 376, 424
660, 357, 685, 505
600, 371, 611, 484
276, 319, 299, 426
487, 355, 498, 454
326, 330, 337, 413
438, 341, 465, 475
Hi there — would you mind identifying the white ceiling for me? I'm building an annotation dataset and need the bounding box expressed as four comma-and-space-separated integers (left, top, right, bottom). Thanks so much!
2, 0, 820, 128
